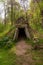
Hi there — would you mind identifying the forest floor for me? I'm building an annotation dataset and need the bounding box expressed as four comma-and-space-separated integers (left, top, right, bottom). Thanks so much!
0, 40, 43, 65
12, 40, 42, 65
15, 40, 34, 65
9, 40, 34, 65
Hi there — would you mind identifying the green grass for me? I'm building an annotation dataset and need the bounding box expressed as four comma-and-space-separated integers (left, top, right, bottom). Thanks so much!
0, 47, 43, 65
0, 25, 16, 48
0, 24, 11, 38
0, 22, 43, 65
32, 50, 43, 65
0, 48, 16, 65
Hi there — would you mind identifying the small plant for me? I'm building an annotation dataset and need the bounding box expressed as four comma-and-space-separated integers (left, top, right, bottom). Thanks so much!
0, 36, 9, 48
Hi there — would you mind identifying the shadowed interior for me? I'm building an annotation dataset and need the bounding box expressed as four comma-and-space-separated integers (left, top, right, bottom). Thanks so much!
18, 28, 26, 40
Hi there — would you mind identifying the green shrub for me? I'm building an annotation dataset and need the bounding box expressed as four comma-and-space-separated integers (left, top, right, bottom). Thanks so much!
0, 36, 9, 48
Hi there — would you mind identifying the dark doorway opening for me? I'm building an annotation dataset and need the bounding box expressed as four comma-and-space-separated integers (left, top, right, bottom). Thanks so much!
18, 28, 26, 40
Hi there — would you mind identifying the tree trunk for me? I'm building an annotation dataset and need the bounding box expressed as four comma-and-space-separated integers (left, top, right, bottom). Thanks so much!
11, 0, 14, 25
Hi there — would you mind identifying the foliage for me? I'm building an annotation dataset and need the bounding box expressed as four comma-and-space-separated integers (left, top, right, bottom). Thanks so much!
29, 0, 43, 31
0, 49, 16, 65
0, 0, 43, 48
0, 23, 5, 32
0, 1, 43, 65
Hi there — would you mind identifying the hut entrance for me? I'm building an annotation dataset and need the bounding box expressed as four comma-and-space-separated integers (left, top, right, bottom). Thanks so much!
18, 28, 26, 40
14, 16, 31, 40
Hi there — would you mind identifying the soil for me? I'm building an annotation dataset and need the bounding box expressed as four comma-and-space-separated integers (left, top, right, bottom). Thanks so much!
15, 40, 31, 55
15, 40, 34, 65
10, 39, 35, 65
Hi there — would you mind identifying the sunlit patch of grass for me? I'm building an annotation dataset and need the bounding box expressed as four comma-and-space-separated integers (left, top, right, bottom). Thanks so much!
0, 25, 11, 37
0, 48, 16, 65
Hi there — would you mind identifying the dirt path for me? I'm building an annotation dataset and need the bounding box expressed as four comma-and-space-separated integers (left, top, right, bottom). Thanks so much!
15, 40, 32, 56
15, 40, 34, 65
10, 40, 34, 65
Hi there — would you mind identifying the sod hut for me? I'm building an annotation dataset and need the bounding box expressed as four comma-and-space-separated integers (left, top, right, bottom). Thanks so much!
14, 16, 31, 40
